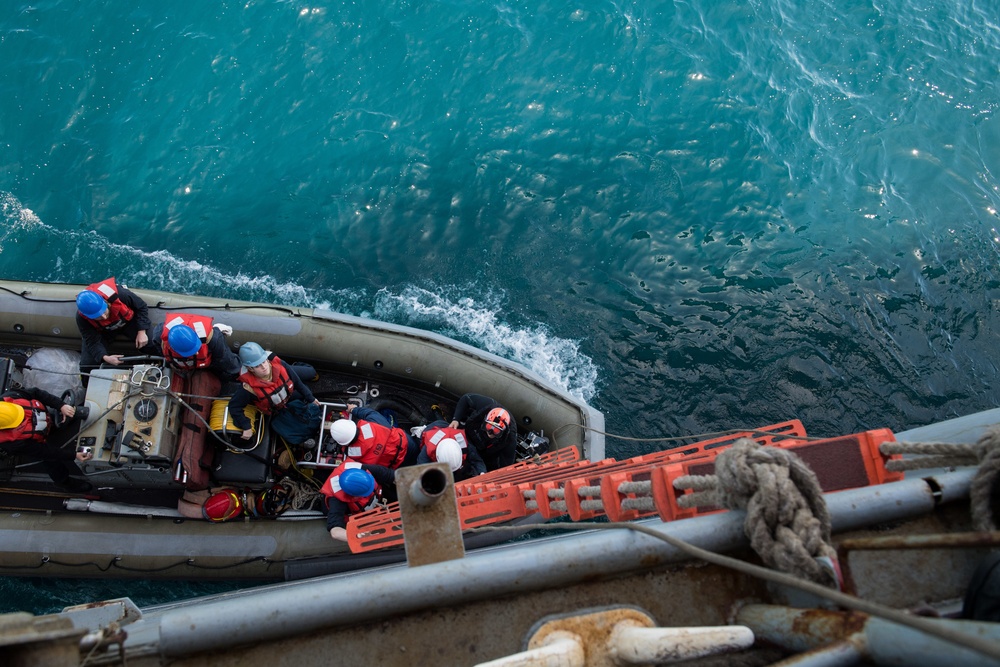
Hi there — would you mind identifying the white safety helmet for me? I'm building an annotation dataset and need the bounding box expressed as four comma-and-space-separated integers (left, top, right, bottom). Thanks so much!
329, 419, 358, 446
434, 438, 463, 472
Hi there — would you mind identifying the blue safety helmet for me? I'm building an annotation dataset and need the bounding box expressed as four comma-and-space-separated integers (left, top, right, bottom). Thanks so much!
76, 290, 107, 319
167, 324, 202, 357
239, 342, 269, 367
339, 469, 375, 497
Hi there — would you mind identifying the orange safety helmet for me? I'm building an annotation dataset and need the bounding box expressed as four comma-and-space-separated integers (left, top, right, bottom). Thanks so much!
484, 407, 510, 438
202, 489, 245, 522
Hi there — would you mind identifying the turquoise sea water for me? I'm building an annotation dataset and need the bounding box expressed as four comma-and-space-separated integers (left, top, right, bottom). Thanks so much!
1, 0, 999, 613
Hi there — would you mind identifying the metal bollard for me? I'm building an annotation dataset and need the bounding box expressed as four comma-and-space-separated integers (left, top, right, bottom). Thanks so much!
475, 606, 756, 667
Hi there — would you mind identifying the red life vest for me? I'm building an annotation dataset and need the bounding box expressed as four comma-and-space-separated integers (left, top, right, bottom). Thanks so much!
421, 425, 470, 466
320, 461, 379, 513
237, 357, 295, 414
344, 419, 408, 469
80, 277, 135, 332
162, 314, 213, 369
0, 398, 50, 444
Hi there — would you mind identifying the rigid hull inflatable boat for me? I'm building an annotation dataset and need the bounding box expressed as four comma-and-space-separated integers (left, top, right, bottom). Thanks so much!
0, 279, 604, 580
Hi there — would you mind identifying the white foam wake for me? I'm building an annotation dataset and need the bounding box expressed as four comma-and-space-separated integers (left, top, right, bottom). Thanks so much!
0, 192, 599, 402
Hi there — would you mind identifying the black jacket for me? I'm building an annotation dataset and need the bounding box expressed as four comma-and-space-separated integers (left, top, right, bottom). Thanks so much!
451, 393, 517, 470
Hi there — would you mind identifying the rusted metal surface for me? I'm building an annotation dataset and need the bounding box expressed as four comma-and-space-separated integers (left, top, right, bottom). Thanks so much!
108, 561, 769, 667
523, 607, 657, 667
739, 604, 1000, 667
477, 606, 754, 667
396, 463, 465, 567
70, 473, 987, 666
737, 605, 869, 651
0, 612, 86, 667
839, 531, 1000, 552
836, 508, 986, 604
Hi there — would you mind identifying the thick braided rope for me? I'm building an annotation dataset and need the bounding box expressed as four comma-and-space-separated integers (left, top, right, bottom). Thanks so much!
881, 440, 979, 471
879, 427, 1000, 531
713, 438, 837, 586
970, 426, 1000, 532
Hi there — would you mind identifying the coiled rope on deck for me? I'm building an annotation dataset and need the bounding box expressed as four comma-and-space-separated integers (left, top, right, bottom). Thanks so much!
674, 438, 838, 587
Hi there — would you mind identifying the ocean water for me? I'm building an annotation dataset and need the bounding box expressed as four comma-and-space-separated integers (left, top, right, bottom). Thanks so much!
1, 0, 999, 614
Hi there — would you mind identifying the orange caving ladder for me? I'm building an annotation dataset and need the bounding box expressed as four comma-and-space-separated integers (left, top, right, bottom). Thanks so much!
347, 423, 903, 555
605, 428, 904, 524
559, 420, 810, 521
349, 448, 586, 553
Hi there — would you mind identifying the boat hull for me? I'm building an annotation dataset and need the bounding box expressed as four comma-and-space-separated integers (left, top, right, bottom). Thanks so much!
0, 279, 604, 580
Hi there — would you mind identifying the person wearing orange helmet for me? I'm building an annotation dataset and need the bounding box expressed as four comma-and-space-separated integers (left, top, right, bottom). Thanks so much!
448, 393, 517, 471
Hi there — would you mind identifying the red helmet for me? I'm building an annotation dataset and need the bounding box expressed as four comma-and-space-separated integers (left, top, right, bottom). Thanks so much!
202, 489, 244, 522
484, 407, 510, 438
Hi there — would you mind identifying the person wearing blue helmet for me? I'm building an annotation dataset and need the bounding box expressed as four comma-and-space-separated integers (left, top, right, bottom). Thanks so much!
148, 313, 241, 380
320, 460, 395, 542
75, 277, 153, 378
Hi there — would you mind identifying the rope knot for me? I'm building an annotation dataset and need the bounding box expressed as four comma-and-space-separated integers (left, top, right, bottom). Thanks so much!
714, 438, 837, 587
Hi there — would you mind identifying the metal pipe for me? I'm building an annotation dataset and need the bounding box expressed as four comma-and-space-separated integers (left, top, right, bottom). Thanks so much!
865, 616, 1000, 667
407, 467, 447, 507
144, 469, 974, 658
608, 624, 755, 664
765, 638, 864, 667
838, 531, 1000, 552
474, 631, 584, 667
739, 604, 1000, 667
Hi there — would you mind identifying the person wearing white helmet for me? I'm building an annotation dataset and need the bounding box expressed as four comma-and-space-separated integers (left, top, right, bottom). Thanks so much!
227, 341, 321, 445
328, 403, 416, 470
449, 393, 517, 471
75, 277, 153, 378
415, 421, 486, 481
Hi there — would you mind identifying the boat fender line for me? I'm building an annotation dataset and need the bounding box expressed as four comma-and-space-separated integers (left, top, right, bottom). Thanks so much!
881, 426, 1000, 531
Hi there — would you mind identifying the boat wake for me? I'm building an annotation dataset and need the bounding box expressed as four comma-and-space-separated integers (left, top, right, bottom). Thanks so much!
0, 192, 599, 403
369, 285, 598, 402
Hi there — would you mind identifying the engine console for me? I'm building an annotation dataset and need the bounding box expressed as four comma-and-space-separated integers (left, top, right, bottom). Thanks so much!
76, 365, 184, 488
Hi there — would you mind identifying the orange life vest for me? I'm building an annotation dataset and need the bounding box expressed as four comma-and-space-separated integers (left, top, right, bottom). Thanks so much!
320, 461, 378, 513
80, 277, 135, 331
344, 419, 409, 469
0, 398, 50, 444
237, 357, 295, 414
161, 313, 213, 369
421, 425, 470, 466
